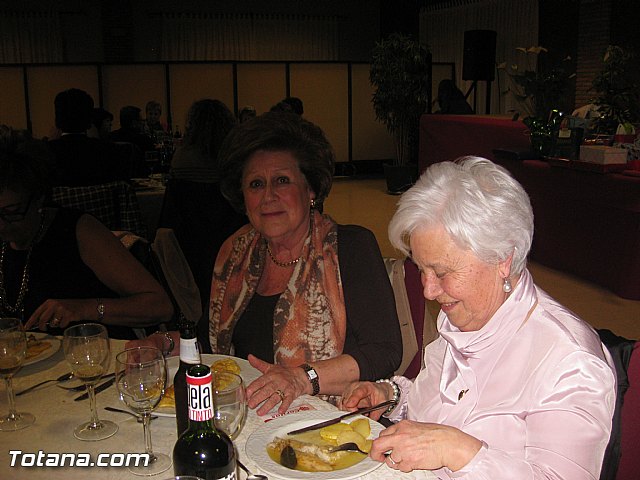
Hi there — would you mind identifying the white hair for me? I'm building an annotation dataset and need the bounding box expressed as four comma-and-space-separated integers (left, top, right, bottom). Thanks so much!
388, 156, 534, 275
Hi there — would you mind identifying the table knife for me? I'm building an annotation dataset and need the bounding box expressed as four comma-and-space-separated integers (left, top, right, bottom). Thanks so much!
287, 399, 397, 435
58, 372, 116, 392
74, 377, 116, 401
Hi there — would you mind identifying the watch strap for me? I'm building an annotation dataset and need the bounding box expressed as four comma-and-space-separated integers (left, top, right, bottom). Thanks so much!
96, 298, 105, 322
300, 363, 320, 396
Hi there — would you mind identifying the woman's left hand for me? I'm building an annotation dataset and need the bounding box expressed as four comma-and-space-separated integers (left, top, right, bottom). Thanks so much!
370, 420, 482, 473
246, 354, 309, 415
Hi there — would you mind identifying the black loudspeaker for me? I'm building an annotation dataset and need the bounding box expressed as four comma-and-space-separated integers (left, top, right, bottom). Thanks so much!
462, 30, 497, 81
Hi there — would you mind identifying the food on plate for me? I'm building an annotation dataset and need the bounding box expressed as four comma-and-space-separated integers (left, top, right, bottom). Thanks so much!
158, 357, 242, 410
266, 419, 372, 472
158, 383, 176, 409
26, 334, 51, 359
211, 358, 241, 375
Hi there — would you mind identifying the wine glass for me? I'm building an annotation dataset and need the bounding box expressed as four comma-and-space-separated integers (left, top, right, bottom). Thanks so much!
213, 371, 247, 440
0, 317, 35, 431
63, 323, 118, 441
115, 346, 171, 476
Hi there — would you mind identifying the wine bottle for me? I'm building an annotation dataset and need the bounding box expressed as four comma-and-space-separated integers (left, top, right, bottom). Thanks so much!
173, 364, 237, 479
174, 321, 201, 437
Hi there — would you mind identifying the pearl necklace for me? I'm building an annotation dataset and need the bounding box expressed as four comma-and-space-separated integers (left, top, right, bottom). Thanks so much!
0, 213, 46, 316
266, 242, 302, 268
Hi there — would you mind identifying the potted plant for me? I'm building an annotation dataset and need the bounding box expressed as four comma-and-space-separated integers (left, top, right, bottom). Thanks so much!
370, 33, 431, 193
590, 45, 640, 138
498, 47, 575, 156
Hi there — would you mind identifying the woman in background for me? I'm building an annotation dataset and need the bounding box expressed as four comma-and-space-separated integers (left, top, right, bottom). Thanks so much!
0, 125, 173, 338
159, 99, 246, 322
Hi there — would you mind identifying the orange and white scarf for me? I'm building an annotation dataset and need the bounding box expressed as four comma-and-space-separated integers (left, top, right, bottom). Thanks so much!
209, 212, 346, 367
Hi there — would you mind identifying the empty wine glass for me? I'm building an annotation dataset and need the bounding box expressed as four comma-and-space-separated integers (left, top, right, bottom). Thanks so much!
213, 371, 247, 440
116, 346, 171, 476
0, 317, 35, 431
63, 323, 118, 441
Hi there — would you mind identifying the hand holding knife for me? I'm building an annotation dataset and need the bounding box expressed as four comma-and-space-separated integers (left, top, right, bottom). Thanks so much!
287, 399, 397, 435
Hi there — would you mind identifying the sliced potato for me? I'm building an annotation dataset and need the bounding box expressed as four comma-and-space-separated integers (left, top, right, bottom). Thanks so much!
362, 439, 373, 452
211, 358, 240, 375
350, 418, 371, 439
319, 422, 353, 442
336, 430, 368, 452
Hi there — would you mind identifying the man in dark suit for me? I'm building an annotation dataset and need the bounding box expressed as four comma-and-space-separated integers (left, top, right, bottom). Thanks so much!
48, 88, 126, 186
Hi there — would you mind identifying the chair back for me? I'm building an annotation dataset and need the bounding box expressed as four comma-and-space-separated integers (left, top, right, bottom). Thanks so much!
385, 257, 437, 378
113, 229, 201, 337
52, 181, 147, 238
597, 329, 637, 480
616, 340, 640, 479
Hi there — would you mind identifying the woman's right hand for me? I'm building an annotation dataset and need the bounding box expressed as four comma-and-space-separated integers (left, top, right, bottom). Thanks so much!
339, 381, 392, 421
125, 331, 180, 357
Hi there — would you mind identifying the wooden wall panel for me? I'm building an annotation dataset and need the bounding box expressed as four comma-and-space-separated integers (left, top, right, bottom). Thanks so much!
169, 64, 234, 132
26, 66, 98, 139
0, 68, 27, 130
351, 63, 395, 162
102, 65, 166, 129
236, 63, 286, 116
290, 64, 348, 163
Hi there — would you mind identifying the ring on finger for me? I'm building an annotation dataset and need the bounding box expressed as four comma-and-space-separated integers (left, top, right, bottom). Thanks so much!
274, 389, 285, 400
388, 453, 401, 466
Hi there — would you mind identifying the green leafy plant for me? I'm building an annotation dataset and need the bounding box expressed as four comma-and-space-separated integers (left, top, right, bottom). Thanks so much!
499, 46, 574, 122
370, 33, 430, 166
498, 46, 574, 155
591, 45, 640, 135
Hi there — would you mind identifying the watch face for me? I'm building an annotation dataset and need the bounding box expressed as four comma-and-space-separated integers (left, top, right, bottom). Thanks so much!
307, 370, 318, 380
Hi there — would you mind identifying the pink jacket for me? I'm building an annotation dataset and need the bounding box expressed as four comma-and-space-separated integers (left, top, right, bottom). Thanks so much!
390, 269, 616, 479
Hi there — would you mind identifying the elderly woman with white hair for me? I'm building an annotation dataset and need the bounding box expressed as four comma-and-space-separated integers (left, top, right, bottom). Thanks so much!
341, 157, 616, 479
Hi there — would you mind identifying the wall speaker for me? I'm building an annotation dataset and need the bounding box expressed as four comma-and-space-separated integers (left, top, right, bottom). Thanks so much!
462, 30, 497, 81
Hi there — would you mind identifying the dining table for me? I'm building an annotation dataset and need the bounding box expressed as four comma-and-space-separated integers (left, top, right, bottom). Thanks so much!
0, 337, 437, 480
133, 177, 166, 241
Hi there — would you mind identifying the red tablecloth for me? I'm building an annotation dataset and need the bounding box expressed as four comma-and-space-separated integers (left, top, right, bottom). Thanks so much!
418, 114, 531, 172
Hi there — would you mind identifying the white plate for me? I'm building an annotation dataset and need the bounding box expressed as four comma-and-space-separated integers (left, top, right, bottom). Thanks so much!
156, 354, 261, 417
245, 411, 384, 480
24, 332, 61, 367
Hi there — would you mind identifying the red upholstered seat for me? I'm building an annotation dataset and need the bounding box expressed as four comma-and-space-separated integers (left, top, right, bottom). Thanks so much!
616, 341, 640, 480
403, 258, 427, 379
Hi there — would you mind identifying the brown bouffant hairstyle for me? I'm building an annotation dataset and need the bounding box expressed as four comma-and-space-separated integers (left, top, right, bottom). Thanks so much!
218, 112, 334, 213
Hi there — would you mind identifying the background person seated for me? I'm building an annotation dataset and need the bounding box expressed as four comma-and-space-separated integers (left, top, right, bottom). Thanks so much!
435, 79, 474, 114
160, 98, 246, 318
47, 88, 125, 186
110, 105, 154, 177
87, 107, 113, 141
143, 100, 167, 142
0, 126, 173, 339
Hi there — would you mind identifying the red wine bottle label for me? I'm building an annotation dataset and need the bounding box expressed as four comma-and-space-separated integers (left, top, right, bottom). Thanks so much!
186, 371, 213, 422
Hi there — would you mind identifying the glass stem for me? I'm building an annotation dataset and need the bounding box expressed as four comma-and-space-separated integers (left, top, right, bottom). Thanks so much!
86, 383, 100, 427
4, 376, 17, 420
141, 413, 155, 457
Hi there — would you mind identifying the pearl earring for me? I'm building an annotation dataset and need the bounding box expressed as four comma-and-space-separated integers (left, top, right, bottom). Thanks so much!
503, 277, 512, 293
310, 198, 316, 209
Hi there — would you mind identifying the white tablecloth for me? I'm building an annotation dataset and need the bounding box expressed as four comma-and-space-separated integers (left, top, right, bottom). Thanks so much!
0, 339, 436, 479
